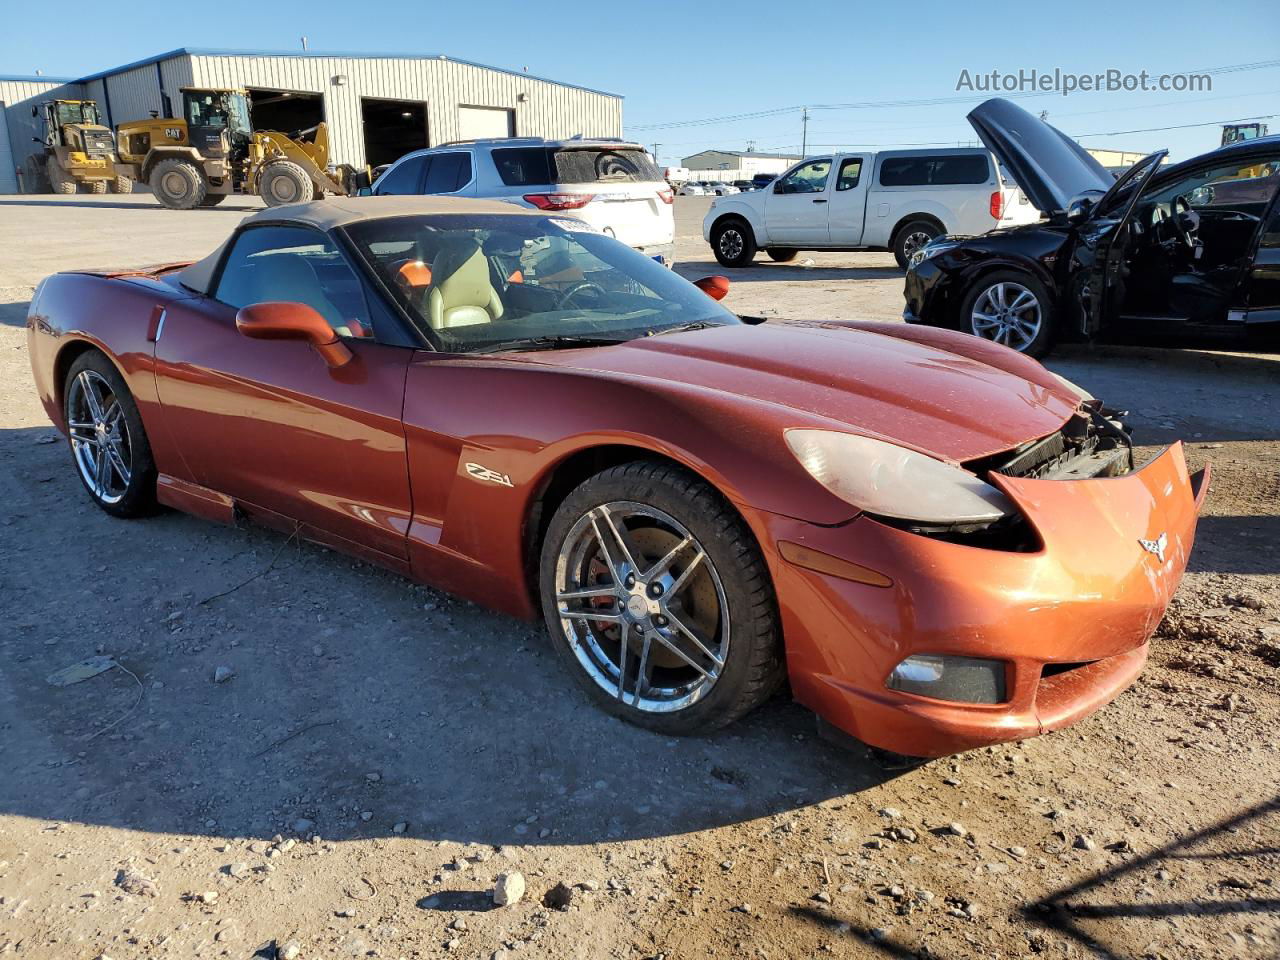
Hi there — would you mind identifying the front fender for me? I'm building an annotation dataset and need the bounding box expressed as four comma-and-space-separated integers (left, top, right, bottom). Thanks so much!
400, 357, 856, 617
704, 199, 767, 245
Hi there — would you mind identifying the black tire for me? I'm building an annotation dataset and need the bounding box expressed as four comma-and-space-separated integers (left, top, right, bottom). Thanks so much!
711, 218, 757, 268
892, 219, 942, 269
767, 248, 798, 263
539, 460, 783, 736
258, 161, 313, 206
62, 351, 158, 518
111, 175, 134, 194
957, 269, 1055, 358
47, 156, 77, 194
197, 193, 227, 207
150, 158, 206, 210
88, 180, 108, 195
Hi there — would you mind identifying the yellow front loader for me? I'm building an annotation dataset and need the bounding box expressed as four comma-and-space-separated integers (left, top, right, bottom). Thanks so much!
29, 99, 131, 195
115, 88, 357, 210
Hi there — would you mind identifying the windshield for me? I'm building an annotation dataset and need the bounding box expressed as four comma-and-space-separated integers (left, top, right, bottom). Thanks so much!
346, 214, 738, 353
54, 102, 100, 127
184, 91, 251, 135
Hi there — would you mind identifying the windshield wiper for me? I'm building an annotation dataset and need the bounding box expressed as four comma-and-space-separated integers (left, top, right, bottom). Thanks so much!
646, 320, 725, 337
469, 334, 634, 354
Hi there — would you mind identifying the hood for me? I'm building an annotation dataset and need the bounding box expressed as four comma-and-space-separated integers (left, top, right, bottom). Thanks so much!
510, 322, 1080, 463
967, 98, 1112, 216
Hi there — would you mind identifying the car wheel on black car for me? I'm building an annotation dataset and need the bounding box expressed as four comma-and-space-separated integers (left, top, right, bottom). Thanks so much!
960, 271, 1053, 358
711, 218, 756, 267
63, 351, 158, 518
539, 460, 783, 735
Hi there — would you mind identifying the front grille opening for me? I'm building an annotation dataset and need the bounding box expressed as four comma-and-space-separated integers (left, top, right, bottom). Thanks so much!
1041, 660, 1099, 680
873, 512, 1042, 552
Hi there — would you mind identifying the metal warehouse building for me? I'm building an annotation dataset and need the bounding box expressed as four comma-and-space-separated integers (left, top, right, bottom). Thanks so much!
1, 48, 623, 194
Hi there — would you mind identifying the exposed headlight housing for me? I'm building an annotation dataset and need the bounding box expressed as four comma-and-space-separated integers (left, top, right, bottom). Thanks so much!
785, 429, 1014, 524
887, 654, 1008, 704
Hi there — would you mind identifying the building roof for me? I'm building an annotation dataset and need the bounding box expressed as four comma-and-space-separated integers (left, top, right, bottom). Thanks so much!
683, 149, 801, 161
64, 48, 620, 99
0, 74, 76, 83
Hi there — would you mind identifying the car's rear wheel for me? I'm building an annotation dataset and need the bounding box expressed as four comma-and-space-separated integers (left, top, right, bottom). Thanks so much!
893, 219, 942, 269
960, 270, 1054, 357
711, 219, 756, 268
767, 248, 798, 262
63, 351, 157, 518
539, 461, 782, 735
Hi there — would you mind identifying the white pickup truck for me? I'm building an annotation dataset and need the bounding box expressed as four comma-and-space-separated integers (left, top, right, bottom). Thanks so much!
702, 148, 1038, 268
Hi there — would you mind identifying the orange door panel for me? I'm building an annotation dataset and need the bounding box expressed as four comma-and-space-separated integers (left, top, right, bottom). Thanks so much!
152, 296, 414, 561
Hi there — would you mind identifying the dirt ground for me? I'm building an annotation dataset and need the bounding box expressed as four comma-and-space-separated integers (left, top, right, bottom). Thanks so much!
1, 194, 1278, 960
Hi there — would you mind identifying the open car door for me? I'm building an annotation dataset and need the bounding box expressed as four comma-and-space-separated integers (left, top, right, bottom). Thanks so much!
1075, 150, 1167, 336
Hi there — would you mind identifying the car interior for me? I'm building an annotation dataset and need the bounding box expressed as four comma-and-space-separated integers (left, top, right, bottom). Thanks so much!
1116, 158, 1279, 324
344, 216, 732, 351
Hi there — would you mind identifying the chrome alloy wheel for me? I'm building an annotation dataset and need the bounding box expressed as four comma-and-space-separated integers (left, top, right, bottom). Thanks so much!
66, 369, 132, 505
901, 230, 934, 264
554, 502, 729, 713
970, 280, 1042, 351
717, 227, 744, 261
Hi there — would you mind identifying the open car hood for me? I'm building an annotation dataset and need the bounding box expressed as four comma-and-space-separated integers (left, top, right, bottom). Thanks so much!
967, 98, 1113, 216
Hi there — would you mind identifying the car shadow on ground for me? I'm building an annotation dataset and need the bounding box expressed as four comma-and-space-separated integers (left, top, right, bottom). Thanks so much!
0, 424, 893, 852
0, 300, 30, 328
674, 260, 904, 282
785, 796, 1280, 958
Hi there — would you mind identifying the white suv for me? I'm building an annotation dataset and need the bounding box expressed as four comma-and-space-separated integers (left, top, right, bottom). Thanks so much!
702, 148, 1038, 268
372, 138, 675, 262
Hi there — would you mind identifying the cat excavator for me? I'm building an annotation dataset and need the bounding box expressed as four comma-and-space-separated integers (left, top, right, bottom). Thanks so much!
115, 87, 359, 209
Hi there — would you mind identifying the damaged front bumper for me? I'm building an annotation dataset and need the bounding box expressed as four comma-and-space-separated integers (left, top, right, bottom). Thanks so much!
749, 442, 1209, 757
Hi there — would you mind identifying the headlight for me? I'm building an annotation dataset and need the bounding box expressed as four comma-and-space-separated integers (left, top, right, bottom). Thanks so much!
785, 429, 1014, 524
909, 238, 960, 268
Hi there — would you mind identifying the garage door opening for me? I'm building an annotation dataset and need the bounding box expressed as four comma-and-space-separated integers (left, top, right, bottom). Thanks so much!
362, 98, 428, 169
247, 88, 325, 136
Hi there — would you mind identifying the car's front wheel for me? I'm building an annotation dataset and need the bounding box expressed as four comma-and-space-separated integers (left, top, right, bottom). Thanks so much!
767, 248, 798, 262
63, 351, 158, 517
539, 461, 783, 735
711, 219, 757, 267
960, 270, 1054, 357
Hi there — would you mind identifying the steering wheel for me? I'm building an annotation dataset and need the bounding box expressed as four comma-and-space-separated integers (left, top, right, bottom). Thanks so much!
1170, 196, 1200, 251
557, 280, 607, 309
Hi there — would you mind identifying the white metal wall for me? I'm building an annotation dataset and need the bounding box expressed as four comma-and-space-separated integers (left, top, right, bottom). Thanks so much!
187, 54, 623, 167
0, 78, 85, 192
0, 102, 16, 193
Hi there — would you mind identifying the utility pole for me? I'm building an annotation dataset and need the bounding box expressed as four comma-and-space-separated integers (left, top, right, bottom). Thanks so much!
651, 142, 662, 165
801, 107, 809, 157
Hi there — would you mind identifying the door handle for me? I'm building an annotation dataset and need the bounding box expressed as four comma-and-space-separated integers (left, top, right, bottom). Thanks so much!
812, 199, 827, 204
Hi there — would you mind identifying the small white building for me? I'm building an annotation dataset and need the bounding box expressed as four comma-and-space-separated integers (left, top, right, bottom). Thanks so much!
1, 48, 624, 193
680, 149, 800, 183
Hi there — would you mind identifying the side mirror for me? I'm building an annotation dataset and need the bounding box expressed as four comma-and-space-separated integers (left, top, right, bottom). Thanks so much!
236, 301, 352, 367
1065, 195, 1095, 224
693, 275, 730, 301
773, 181, 787, 194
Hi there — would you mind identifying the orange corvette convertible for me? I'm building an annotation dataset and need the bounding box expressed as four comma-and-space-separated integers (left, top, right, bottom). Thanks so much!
27, 196, 1208, 758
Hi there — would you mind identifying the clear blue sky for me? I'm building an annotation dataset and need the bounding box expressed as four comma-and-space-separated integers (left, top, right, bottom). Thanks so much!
4, 0, 1278, 165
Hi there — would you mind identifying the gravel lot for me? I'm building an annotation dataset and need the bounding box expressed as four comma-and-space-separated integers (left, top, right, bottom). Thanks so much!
1, 194, 1278, 960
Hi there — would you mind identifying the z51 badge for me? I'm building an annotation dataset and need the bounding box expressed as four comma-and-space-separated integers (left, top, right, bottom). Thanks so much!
465, 462, 513, 487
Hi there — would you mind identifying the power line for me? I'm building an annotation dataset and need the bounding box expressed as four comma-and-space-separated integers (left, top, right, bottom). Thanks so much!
625, 58, 1280, 132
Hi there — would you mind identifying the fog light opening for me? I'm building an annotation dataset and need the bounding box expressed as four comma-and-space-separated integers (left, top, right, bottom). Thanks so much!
886, 654, 1008, 704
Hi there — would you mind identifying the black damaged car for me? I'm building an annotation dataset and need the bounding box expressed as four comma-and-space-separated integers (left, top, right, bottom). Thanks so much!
904, 98, 1280, 357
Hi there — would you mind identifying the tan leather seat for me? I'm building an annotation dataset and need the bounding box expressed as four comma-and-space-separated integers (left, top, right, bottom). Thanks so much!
427, 235, 504, 330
